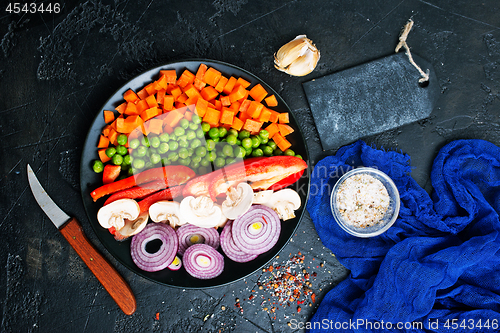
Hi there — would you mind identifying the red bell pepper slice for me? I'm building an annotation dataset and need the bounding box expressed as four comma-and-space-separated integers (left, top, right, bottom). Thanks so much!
137, 185, 185, 214
102, 164, 121, 184
208, 156, 307, 201
103, 179, 169, 206
90, 165, 195, 201
268, 168, 305, 191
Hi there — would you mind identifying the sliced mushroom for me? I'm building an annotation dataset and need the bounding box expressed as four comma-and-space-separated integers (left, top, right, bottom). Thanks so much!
221, 183, 253, 219
262, 188, 301, 221
148, 200, 186, 228
113, 211, 149, 241
180, 196, 222, 228
252, 190, 274, 204
97, 199, 140, 230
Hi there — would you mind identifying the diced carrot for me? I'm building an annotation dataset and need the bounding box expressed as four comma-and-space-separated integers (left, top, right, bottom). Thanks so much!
154, 75, 168, 90
196, 63, 208, 80
246, 101, 263, 119
116, 115, 144, 134
264, 123, 279, 139
277, 137, 292, 151
193, 78, 206, 91
223, 76, 237, 95
137, 88, 149, 100
239, 99, 251, 113
145, 94, 158, 108
115, 102, 127, 114
220, 95, 231, 106
231, 117, 244, 131
156, 89, 166, 105
175, 102, 187, 109
214, 99, 222, 110
220, 108, 235, 125
278, 112, 290, 123
264, 94, 278, 107
102, 125, 112, 137
249, 83, 268, 102
269, 110, 280, 123
273, 132, 284, 145
184, 95, 199, 106
163, 109, 184, 128
243, 118, 263, 133
135, 100, 149, 114
108, 128, 119, 145
229, 85, 247, 103
97, 135, 110, 148
238, 91, 249, 104
258, 108, 272, 123
278, 123, 294, 136
98, 149, 111, 163
238, 111, 251, 123
203, 67, 222, 86
200, 86, 219, 101
123, 89, 140, 103
183, 84, 201, 99
162, 123, 174, 134
203, 107, 221, 126
215, 76, 228, 92
103, 110, 115, 124
160, 69, 177, 84
144, 82, 156, 96
177, 93, 188, 104
195, 98, 208, 117
236, 77, 251, 88
184, 111, 193, 121
177, 69, 195, 88
230, 101, 240, 111
163, 95, 174, 111
140, 107, 161, 122
124, 102, 138, 115
147, 118, 163, 135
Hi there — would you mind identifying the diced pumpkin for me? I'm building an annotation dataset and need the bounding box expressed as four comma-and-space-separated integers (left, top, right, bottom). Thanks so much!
124, 102, 138, 115
97, 135, 110, 148
193, 78, 206, 91
123, 89, 140, 103
246, 101, 263, 119
144, 82, 156, 96
196, 63, 208, 80
177, 69, 195, 88
229, 101, 240, 111
258, 108, 272, 123
223, 76, 237, 94
215, 76, 228, 92
136, 100, 149, 114
249, 83, 268, 102
203, 107, 221, 126
269, 110, 280, 123
163, 95, 174, 111
115, 102, 127, 114
243, 118, 263, 133
137, 88, 149, 100
107, 128, 119, 145
220, 108, 235, 125
278, 123, 294, 136
278, 112, 290, 123
239, 99, 251, 113
184, 111, 193, 121
264, 123, 279, 139
177, 93, 188, 104
203, 67, 222, 86
163, 109, 184, 128
236, 77, 251, 88
238, 111, 251, 123
183, 84, 201, 99
103, 110, 115, 124
147, 118, 163, 135
160, 69, 177, 84
200, 86, 219, 101
116, 115, 144, 134
220, 95, 231, 106
154, 74, 168, 90
231, 117, 244, 131
140, 107, 161, 122
156, 89, 166, 105
228, 85, 247, 104
277, 137, 292, 151
264, 94, 278, 107
195, 98, 208, 117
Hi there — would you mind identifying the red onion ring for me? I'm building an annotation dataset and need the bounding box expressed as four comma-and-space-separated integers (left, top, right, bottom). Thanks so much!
231, 205, 281, 255
183, 244, 224, 279
176, 224, 220, 256
220, 221, 258, 262
130, 223, 178, 272
168, 255, 182, 271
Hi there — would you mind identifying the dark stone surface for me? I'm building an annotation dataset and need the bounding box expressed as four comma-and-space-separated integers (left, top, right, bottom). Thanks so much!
0, 0, 498, 332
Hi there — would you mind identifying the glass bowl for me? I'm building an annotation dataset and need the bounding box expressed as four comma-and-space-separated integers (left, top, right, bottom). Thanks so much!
330, 167, 400, 238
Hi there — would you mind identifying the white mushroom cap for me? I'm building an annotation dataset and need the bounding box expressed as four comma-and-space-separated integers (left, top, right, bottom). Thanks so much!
222, 183, 253, 219
97, 199, 140, 230
149, 200, 186, 228
263, 188, 301, 221
252, 190, 274, 204
114, 211, 149, 239
180, 196, 222, 228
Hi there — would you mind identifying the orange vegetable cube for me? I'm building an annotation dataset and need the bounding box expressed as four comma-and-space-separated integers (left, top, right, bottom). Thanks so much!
269, 110, 280, 123
278, 112, 290, 123
246, 101, 263, 119
203, 108, 221, 126
229, 85, 247, 104
147, 118, 164, 135
223, 76, 237, 95
231, 117, 244, 131
220, 95, 231, 106
239, 99, 251, 113
220, 108, 235, 125
177, 69, 195, 88
238, 111, 251, 123
230, 101, 241, 111
272, 132, 285, 145
145, 94, 158, 108
123, 89, 140, 103
164, 109, 184, 128
115, 102, 127, 114
154, 74, 168, 90
195, 98, 209, 117
278, 123, 294, 136
264, 123, 279, 139
140, 107, 161, 122
103, 110, 115, 124
243, 119, 263, 133
196, 63, 208, 80
98, 149, 111, 163
183, 84, 201, 99
200, 86, 219, 101
124, 102, 139, 115
144, 82, 156, 96
107, 128, 119, 145
236, 77, 251, 88
264, 94, 278, 107
277, 137, 292, 151
258, 108, 272, 123
193, 77, 206, 91
184, 111, 193, 121
169, 86, 182, 99
160, 69, 177, 84
135, 100, 149, 114
215, 76, 228, 92
97, 135, 110, 148
203, 67, 222, 86
177, 93, 188, 104
175, 102, 187, 109
249, 83, 268, 102
156, 89, 166, 105
163, 95, 174, 111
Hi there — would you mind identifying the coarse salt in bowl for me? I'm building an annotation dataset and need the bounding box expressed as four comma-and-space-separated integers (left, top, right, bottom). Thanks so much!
330, 167, 400, 238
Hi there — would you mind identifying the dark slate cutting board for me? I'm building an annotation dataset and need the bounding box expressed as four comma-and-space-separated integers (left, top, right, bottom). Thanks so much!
303, 52, 439, 151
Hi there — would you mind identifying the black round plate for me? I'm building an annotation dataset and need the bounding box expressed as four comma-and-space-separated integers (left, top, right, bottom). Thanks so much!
80, 59, 310, 288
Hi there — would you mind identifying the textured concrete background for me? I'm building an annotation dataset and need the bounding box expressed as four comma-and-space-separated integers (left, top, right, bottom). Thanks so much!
0, 0, 499, 332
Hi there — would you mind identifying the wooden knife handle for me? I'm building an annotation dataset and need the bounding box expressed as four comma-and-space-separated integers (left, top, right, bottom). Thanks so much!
59, 217, 137, 315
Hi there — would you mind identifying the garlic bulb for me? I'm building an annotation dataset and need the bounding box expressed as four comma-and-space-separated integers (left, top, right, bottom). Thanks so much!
274, 35, 320, 76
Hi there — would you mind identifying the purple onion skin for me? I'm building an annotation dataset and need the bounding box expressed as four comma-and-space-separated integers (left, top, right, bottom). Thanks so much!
183, 244, 224, 279
176, 224, 220, 256
220, 221, 258, 262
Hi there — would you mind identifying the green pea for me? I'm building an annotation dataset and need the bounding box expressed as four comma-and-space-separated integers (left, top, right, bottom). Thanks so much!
238, 129, 250, 140
150, 136, 160, 148
186, 130, 196, 141
190, 160, 200, 169
245, 147, 253, 156
141, 136, 150, 147
206, 139, 216, 151
251, 136, 261, 148
191, 139, 202, 148
169, 141, 179, 151
187, 148, 194, 157
228, 129, 239, 137
167, 152, 179, 162
178, 148, 189, 159
169, 134, 177, 141
233, 146, 245, 158
295, 154, 303, 160
201, 122, 211, 132
273, 148, 284, 156
212, 137, 220, 142
177, 134, 187, 142
123, 155, 132, 166
208, 127, 219, 139
145, 161, 153, 169
196, 128, 205, 139
105, 147, 116, 158
179, 157, 191, 166
260, 137, 269, 144
226, 134, 237, 145
241, 137, 252, 149
159, 133, 170, 142
92, 160, 104, 173
117, 134, 128, 146
116, 145, 127, 155
218, 127, 227, 138
158, 142, 169, 154
214, 157, 226, 168
174, 126, 185, 137
208, 151, 217, 162
189, 122, 199, 131
226, 157, 236, 165
147, 148, 157, 156
129, 138, 140, 149
128, 167, 135, 176
134, 146, 147, 157
263, 145, 274, 156
236, 139, 241, 146
178, 140, 189, 148
150, 153, 161, 164
192, 115, 202, 124
180, 118, 190, 129
252, 148, 263, 157
268, 141, 277, 150
258, 130, 269, 140
200, 158, 210, 167
133, 158, 145, 169
191, 155, 202, 164
222, 144, 233, 157
284, 149, 295, 156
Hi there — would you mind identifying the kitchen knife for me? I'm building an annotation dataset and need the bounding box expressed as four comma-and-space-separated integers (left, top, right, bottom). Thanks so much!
27, 164, 136, 315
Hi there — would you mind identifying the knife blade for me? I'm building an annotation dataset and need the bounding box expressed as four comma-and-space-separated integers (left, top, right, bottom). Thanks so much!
27, 164, 136, 315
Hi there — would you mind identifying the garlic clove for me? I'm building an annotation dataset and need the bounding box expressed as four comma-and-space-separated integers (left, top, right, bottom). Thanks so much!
274, 35, 320, 77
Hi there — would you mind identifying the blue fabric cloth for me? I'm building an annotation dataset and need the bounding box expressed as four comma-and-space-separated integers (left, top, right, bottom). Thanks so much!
306, 139, 500, 332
